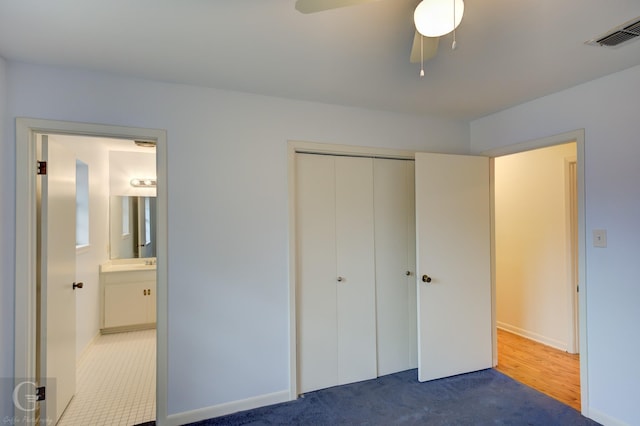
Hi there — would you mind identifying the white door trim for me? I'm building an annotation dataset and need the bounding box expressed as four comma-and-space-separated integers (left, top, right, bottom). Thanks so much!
14, 118, 169, 425
481, 129, 588, 417
565, 156, 579, 354
287, 140, 415, 399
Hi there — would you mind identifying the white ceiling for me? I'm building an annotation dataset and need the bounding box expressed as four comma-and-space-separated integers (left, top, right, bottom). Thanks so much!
1, 0, 640, 120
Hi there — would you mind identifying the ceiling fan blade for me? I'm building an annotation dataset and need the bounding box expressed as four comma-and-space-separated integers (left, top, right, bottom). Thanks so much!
295, 0, 381, 14
410, 31, 438, 64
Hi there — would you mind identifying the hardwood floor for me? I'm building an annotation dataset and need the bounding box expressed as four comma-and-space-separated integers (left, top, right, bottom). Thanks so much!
495, 328, 581, 411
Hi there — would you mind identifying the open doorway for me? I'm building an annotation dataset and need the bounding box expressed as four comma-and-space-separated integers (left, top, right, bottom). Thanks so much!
35, 134, 158, 424
493, 141, 580, 409
14, 118, 168, 425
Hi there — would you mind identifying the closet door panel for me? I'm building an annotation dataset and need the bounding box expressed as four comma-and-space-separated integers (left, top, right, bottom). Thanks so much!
335, 156, 377, 385
296, 154, 338, 393
374, 159, 417, 376
406, 160, 418, 368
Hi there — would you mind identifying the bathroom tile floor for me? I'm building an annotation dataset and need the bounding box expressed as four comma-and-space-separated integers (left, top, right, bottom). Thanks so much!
58, 329, 156, 426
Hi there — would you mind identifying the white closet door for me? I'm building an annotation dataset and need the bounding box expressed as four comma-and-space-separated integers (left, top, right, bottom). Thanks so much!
406, 161, 417, 368
296, 154, 338, 393
296, 154, 377, 393
374, 159, 417, 376
335, 156, 377, 386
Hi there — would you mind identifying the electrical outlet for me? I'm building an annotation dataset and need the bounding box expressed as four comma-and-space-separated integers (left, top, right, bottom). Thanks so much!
593, 229, 607, 248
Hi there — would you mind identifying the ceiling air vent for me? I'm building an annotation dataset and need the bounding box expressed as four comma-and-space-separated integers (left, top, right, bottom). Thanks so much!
586, 16, 640, 48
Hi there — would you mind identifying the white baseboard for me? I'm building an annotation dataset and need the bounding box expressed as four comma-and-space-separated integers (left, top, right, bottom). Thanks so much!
497, 322, 567, 351
165, 390, 291, 426
586, 407, 630, 426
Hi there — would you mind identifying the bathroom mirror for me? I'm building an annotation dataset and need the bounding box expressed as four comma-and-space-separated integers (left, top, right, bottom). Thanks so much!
109, 195, 157, 259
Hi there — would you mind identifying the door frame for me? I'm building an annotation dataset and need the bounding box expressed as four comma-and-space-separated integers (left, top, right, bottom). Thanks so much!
14, 118, 169, 425
565, 156, 579, 354
287, 140, 415, 399
481, 129, 588, 415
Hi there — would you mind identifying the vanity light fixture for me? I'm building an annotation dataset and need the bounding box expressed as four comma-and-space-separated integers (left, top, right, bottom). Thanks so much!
130, 178, 157, 188
134, 140, 156, 148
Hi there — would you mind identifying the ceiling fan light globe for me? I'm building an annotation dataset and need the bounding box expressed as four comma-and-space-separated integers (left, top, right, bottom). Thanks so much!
414, 0, 464, 38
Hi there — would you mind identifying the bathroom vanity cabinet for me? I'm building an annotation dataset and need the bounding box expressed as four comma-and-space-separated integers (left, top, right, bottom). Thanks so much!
100, 262, 157, 333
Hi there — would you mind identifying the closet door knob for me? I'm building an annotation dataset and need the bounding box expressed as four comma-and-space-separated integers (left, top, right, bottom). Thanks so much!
72, 282, 83, 290
405, 271, 412, 276
337, 277, 344, 282
422, 275, 432, 283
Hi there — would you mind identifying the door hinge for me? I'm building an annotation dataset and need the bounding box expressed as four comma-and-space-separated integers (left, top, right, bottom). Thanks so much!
577, 285, 579, 293
36, 386, 46, 401
37, 161, 47, 175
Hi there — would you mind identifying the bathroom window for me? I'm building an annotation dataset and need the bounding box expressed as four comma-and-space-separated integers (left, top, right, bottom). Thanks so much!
76, 160, 90, 248
144, 197, 152, 245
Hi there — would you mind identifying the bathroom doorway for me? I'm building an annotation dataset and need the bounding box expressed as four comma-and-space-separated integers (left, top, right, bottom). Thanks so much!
46, 134, 157, 425
14, 118, 168, 425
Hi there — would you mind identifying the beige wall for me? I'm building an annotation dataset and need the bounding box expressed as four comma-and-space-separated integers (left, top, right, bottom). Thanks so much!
495, 142, 576, 350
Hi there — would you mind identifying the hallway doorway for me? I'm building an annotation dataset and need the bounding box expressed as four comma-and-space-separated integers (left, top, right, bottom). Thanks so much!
493, 141, 580, 408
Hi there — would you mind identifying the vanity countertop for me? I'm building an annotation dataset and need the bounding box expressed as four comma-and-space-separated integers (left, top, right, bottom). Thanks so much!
100, 259, 156, 273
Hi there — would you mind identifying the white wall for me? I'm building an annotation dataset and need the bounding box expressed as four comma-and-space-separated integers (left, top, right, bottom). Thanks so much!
0, 55, 12, 420
50, 135, 112, 359
2, 61, 469, 419
495, 143, 576, 350
471, 64, 640, 426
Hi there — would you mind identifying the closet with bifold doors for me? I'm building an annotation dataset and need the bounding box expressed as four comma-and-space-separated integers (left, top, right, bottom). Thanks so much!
296, 152, 416, 394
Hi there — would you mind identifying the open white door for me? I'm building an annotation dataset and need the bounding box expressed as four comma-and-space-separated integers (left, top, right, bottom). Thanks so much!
415, 153, 492, 382
40, 136, 77, 422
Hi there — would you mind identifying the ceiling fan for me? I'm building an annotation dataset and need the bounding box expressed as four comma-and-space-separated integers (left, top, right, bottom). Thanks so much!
294, 0, 464, 72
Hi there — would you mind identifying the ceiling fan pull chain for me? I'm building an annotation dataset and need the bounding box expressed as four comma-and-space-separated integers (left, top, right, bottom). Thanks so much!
452, 0, 458, 50
420, 34, 425, 77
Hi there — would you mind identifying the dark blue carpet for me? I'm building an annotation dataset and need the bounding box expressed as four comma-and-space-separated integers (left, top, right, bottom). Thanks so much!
187, 369, 600, 426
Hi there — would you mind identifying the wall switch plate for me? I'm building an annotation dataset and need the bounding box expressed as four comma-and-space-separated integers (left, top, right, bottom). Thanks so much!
593, 229, 607, 248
